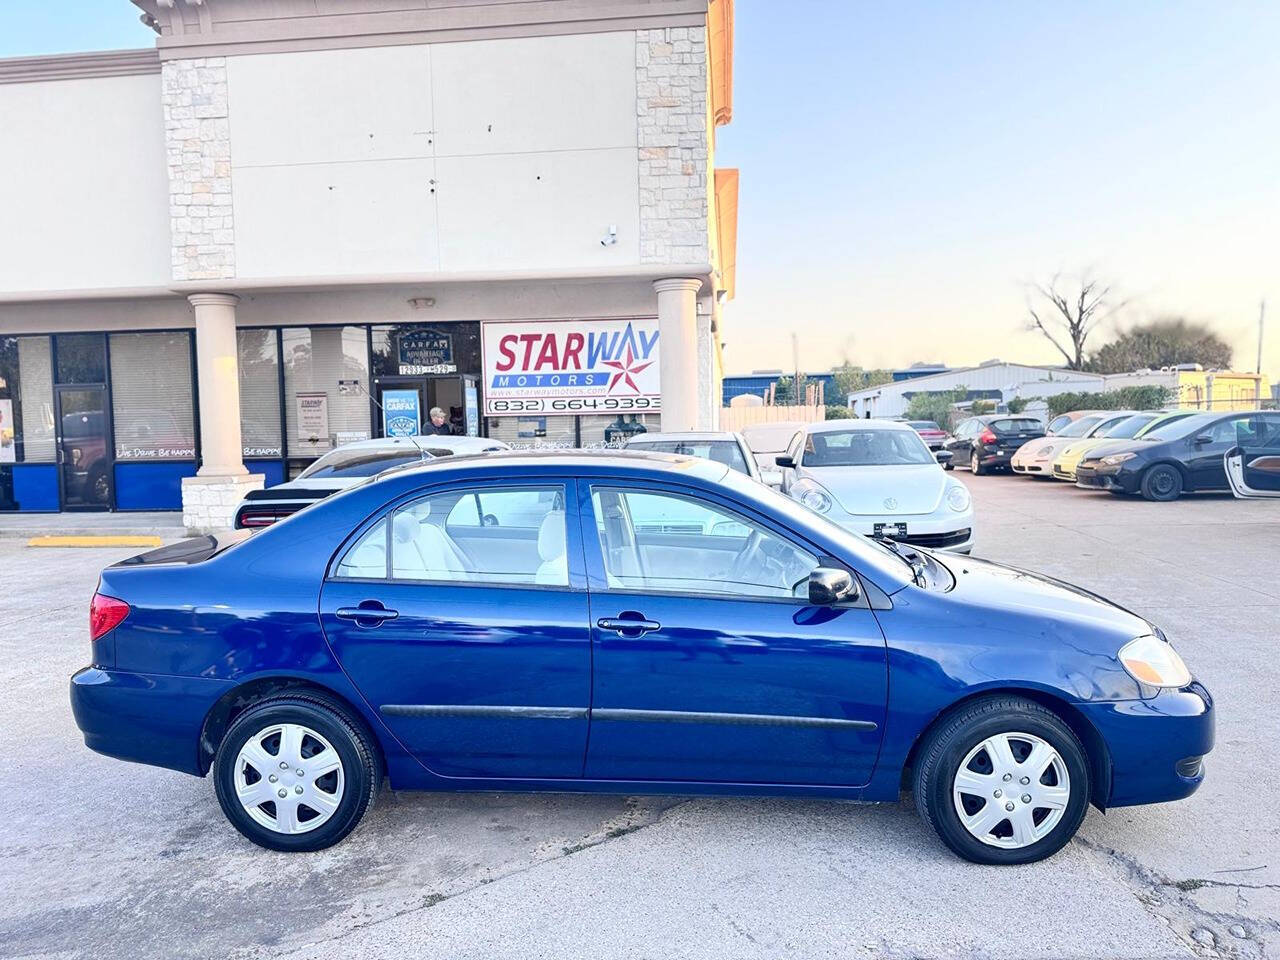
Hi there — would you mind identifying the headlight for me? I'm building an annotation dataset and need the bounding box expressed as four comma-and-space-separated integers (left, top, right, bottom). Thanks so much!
1101, 452, 1137, 466
791, 480, 832, 514
1119, 635, 1191, 688
945, 483, 971, 512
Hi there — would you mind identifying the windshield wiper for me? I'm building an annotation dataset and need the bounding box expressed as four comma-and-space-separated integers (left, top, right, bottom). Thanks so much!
873, 535, 927, 587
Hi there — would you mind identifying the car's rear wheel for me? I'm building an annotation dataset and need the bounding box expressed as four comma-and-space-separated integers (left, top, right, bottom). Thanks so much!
1140, 464, 1183, 502
213, 695, 378, 852
970, 451, 985, 475
912, 696, 1090, 864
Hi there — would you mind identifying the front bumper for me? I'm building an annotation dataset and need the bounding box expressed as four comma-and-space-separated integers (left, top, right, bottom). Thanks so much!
1075, 463, 1140, 493
1078, 683, 1214, 807
71, 666, 232, 776
830, 513, 975, 553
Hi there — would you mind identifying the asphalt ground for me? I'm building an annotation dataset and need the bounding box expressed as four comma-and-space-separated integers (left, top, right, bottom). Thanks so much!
1, 474, 1276, 959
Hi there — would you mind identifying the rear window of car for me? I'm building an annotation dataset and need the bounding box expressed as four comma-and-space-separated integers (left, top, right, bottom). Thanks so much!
990, 418, 1042, 433
628, 439, 750, 475
298, 450, 426, 480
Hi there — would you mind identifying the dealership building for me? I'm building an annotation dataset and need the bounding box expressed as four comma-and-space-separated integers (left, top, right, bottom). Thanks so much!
0, 0, 738, 529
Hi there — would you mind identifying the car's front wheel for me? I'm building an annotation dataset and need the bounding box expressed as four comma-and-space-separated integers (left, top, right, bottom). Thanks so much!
1140, 464, 1183, 502
912, 696, 1090, 864
213, 694, 379, 852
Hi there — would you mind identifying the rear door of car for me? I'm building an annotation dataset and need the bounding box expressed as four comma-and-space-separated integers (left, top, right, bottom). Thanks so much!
577, 479, 888, 786
319, 477, 592, 780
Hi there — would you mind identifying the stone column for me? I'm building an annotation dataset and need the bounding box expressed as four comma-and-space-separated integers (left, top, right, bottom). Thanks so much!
182, 293, 263, 534
654, 278, 703, 432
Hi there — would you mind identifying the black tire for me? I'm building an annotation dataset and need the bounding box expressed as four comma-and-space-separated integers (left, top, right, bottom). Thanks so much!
912, 695, 1091, 865
970, 451, 985, 476
1140, 464, 1183, 502
214, 694, 379, 852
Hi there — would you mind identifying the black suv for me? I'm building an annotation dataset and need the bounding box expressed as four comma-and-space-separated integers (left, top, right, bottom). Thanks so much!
944, 415, 1045, 475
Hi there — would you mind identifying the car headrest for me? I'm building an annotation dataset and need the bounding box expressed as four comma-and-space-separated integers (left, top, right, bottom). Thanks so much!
538, 510, 566, 562
392, 511, 420, 544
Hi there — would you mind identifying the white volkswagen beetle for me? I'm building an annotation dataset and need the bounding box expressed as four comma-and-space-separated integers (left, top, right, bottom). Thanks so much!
776, 419, 975, 553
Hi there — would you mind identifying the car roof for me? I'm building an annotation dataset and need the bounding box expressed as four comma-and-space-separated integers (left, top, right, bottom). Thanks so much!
384, 448, 732, 484
625, 431, 743, 442
805, 418, 914, 433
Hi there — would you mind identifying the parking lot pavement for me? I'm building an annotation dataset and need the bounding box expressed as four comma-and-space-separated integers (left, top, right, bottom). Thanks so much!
1, 480, 1276, 960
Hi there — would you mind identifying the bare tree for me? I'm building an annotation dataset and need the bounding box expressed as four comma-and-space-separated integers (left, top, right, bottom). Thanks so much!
1025, 272, 1126, 370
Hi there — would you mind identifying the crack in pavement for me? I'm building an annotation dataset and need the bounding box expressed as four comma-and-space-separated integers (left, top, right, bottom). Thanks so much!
1075, 835, 1279, 958
235, 796, 693, 960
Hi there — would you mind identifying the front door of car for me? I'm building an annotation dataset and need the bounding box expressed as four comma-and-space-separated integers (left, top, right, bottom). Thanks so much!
579, 482, 888, 786
1225, 414, 1280, 498
945, 420, 974, 459
1186, 418, 1240, 490
319, 479, 591, 779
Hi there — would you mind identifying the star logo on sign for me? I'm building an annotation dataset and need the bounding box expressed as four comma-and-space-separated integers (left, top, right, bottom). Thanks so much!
602, 344, 653, 395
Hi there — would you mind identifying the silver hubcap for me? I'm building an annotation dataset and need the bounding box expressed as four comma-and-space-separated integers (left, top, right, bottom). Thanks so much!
234, 723, 344, 835
952, 731, 1071, 849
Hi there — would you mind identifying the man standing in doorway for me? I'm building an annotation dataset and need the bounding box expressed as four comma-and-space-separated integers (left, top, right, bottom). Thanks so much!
423, 406, 454, 435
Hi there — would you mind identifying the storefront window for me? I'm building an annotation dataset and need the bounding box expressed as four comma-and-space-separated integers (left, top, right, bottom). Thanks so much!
579, 413, 660, 449
0, 336, 55, 510
485, 414, 577, 449
237, 329, 283, 458
371, 323, 481, 378
109, 332, 196, 460
55, 333, 106, 384
283, 326, 370, 458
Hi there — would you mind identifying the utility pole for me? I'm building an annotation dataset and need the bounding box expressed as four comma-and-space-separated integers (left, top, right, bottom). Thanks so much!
1257, 300, 1266, 375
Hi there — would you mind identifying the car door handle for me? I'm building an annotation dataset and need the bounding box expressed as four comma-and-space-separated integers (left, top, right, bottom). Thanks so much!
597, 616, 661, 636
336, 603, 399, 626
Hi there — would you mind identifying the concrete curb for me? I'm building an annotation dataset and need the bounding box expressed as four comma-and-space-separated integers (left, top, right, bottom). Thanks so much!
26, 535, 165, 548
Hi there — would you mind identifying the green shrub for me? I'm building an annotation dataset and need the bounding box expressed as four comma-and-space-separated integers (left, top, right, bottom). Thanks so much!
1043, 386, 1174, 418
905, 387, 968, 432
1006, 396, 1029, 414
825, 405, 854, 420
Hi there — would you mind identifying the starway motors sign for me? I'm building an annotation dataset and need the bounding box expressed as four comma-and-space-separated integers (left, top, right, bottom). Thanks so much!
481, 318, 661, 416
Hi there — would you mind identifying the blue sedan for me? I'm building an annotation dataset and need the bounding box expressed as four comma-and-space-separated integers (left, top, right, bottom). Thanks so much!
70, 452, 1212, 864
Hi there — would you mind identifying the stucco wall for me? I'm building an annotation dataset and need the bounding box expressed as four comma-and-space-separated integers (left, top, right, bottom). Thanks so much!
0, 73, 171, 293
226, 32, 643, 279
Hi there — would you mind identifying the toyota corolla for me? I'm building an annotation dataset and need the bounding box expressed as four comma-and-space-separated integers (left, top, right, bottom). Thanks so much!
71, 452, 1211, 865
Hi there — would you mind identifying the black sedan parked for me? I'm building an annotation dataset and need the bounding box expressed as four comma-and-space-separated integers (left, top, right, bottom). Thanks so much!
1075, 410, 1280, 501
943, 415, 1045, 475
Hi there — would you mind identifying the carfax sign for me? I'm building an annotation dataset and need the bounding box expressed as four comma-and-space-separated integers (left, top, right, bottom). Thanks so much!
481, 318, 662, 416
382, 389, 421, 437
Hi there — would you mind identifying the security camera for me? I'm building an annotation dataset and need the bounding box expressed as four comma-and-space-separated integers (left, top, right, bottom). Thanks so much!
600, 225, 618, 247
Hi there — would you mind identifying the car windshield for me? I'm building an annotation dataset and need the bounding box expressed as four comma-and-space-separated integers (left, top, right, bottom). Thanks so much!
628, 439, 750, 475
1101, 414, 1157, 440
989, 418, 1041, 433
1057, 415, 1104, 438
297, 448, 427, 479
1142, 414, 1218, 443
803, 429, 934, 466
906, 421, 941, 431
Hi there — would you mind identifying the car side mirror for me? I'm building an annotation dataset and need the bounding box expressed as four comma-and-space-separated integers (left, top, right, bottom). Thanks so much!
775, 455, 796, 468
1194, 434, 1212, 445
809, 566, 858, 606
935, 450, 953, 464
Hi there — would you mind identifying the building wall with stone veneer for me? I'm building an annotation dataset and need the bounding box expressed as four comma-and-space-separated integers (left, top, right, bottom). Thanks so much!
161, 57, 235, 282
636, 26, 710, 266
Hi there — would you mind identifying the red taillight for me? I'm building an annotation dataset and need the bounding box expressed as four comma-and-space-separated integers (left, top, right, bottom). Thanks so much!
89, 592, 130, 641
979, 429, 998, 444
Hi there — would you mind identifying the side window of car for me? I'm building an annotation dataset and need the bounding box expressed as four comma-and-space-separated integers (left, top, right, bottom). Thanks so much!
590, 486, 818, 601
333, 485, 568, 587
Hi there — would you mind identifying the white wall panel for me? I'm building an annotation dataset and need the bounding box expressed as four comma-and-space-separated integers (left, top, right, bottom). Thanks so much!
227, 45, 434, 166
0, 74, 170, 292
431, 32, 637, 157
233, 160, 438, 277
435, 148, 639, 271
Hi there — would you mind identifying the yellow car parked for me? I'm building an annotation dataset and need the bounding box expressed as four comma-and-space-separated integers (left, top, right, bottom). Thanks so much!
1050, 411, 1146, 481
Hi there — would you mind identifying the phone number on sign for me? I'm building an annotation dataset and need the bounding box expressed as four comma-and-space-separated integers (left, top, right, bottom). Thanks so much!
486, 397, 660, 414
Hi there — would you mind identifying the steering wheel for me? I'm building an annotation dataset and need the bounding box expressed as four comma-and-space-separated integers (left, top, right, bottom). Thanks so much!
728, 528, 766, 582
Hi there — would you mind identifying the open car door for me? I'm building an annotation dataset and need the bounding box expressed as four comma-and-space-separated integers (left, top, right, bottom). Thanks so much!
1225, 414, 1280, 499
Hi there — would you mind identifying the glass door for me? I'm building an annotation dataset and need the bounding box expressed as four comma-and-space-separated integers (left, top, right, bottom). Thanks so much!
56, 386, 112, 510
374, 378, 426, 438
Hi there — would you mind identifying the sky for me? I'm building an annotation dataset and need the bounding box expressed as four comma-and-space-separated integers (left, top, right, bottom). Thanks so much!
2, 2, 1277, 379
